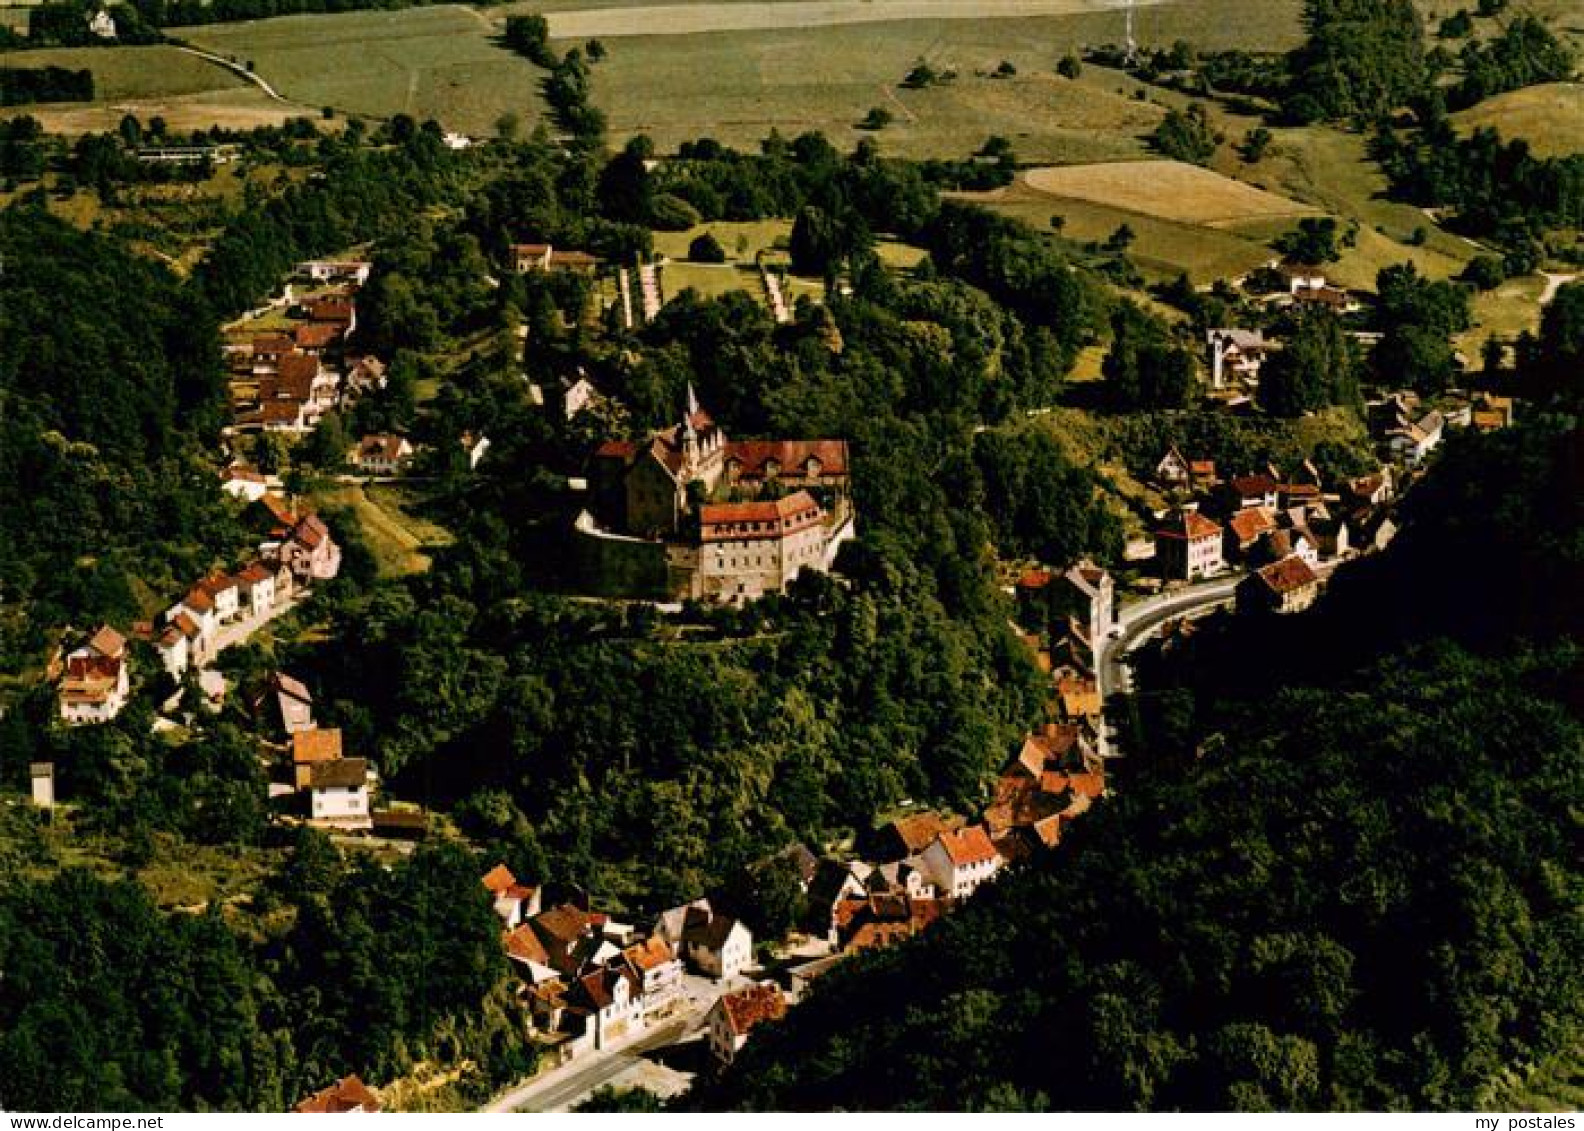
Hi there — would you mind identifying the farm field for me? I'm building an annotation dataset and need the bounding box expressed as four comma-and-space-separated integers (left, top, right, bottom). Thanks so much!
959, 176, 1276, 283
178, 6, 550, 136
158, 0, 1303, 156
1022, 159, 1319, 226
1451, 82, 1584, 159
0, 43, 244, 99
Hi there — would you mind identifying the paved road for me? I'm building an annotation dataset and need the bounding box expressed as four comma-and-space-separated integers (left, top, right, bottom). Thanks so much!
484, 1015, 693, 1113
1097, 576, 1242, 700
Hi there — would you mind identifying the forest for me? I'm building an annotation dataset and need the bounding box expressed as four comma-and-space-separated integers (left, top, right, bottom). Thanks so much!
697, 411, 1584, 1112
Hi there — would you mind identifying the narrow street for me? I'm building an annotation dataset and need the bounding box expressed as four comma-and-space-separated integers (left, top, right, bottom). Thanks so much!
1097, 575, 1243, 701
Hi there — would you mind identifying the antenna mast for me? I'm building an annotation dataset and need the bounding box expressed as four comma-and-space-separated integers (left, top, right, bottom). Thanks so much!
1124, 0, 1138, 65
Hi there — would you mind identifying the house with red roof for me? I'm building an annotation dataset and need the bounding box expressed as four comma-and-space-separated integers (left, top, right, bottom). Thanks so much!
294, 1074, 381, 1113
1156, 508, 1225, 581
707, 982, 787, 1067
481, 863, 542, 929
919, 824, 1003, 900
1238, 553, 1321, 615
57, 625, 131, 725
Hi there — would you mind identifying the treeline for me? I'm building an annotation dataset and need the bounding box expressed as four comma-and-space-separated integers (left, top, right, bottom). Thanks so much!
0, 65, 93, 106
1449, 15, 1575, 110
0, 835, 519, 1110
1375, 120, 1584, 246
699, 413, 1584, 1111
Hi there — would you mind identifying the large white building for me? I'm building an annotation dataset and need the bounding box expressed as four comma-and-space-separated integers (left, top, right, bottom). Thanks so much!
697, 491, 828, 604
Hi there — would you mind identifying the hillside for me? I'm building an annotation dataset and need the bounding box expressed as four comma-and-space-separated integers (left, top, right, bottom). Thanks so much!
699, 419, 1584, 1112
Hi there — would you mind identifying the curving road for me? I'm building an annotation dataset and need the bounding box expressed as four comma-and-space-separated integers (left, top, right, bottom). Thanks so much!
1097, 575, 1242, 701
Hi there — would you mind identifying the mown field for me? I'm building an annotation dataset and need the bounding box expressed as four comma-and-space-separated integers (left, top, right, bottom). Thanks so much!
178, 6, 549, 135
152, 0, 1304, 155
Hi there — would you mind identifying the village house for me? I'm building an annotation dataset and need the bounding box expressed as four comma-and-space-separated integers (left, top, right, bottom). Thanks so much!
461, 431, 492, 470
1276, 260, 1329, 295
344, 356, 388, 399
308, 757, 373, 829
985, 724, 1104, 852
306, 293, 357, 335
510, 243, 601, 275
656, 900, 755, 980
293, 727, 343, 789
194, 573, 242, 624
880, 811, 955, 862
272, 672, 315, 735
1238, 554, 1321, 615
266, 514, 342, 584
481, 864, 542, 929
235, 561, 278, 619
920, 824, 1003, 900
1155, 509, 1225, 582
297, 260, 372, 287
221, 465, 271, 502
1207, 328, 1270, 388
294, 320, 343, 354
836, 892, 947, 954
1225, 472, 1282, 511
708, 983, 787, 1069
621, 936, 686, 1023
1226, 506, 1279, 562
351, 434, 415, 476
57, 625, 130, 726
565, 965, 643, 1051
295, 1075, 382, 1114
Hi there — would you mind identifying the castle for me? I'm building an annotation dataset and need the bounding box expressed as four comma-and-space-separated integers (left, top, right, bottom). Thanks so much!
582, 389, 853, 603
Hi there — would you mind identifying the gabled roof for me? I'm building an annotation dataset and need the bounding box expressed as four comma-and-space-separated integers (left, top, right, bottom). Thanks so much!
1228, 506, 1278, 545
86, 624, 126, 659
700, 490, 821, 533
1229, 473, 1281, 497
683, 908, 747, 952
482, 863, 519, 896
934, 824, 999, 868
504, 923, 552, 967
622, 935, 677, 973
1256, 554, 1318, 595
532, 904, 595, 947
723, 439, 849, 477
716, 982, 786, 1036
295, 1075, 381, 1114
309, 757, 368, 790
887, 812, 951, 856
273, 671, 311, 703
1157, 510, 1221, 541
292, 727, 343, 765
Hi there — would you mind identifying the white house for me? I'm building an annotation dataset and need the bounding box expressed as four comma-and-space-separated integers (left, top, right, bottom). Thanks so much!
351, 434, 415, 475
657, 900, 754, 980
57, 626, 130, 726
272, 672, 315, 735
1207, 328, 1269, 388
920, 825, 1003, 900
622, 936, 685, 1022
308, 757, 372, 829
235, 561, 277, 619
221, 466, 271, 502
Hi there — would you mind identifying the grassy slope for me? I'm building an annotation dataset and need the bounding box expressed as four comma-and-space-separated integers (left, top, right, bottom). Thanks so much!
1451, 82, 1584, 159
317, 483, 454, 578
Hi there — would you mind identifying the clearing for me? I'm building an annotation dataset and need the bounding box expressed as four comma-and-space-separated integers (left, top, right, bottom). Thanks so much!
317, 483, 454, 578
1022, 159, 1319, 226
1451, 82, 1584, 160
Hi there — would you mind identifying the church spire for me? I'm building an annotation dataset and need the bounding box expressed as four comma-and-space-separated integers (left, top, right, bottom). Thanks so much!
686, 382, 700, 420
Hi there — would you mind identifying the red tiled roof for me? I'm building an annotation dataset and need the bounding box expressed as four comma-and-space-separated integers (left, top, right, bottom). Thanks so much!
1017, 569, 1054, 590
482, 864, 518, 896
623, 935, 676, 972
295, 1075, 381, 1114
937, 824, 999, 868
1228, 506, 1277, 545
1158, 510, 1221, 541
724, 439, 849, 478
595, 440, 636, 460
504, 923, 552, 967
87, 624, 127, 659
308, 295, 355, 324
292, 728, 343, 765
309, 757, 368, 790
718, 983, 786, 1036
183, 587, 214, 613
1257, 554, 1318, 595
888, 812, 951, 855
294, 322, 342, 350
700, 490, 821, 533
